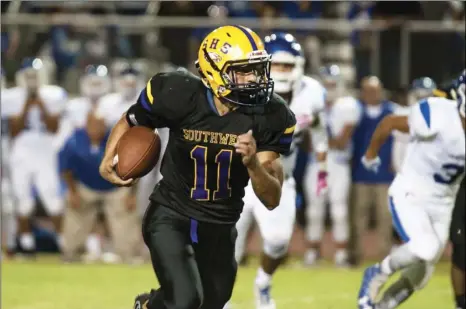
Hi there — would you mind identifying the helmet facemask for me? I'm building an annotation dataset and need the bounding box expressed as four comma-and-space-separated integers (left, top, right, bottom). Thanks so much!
222, 60, 274, 106
201, 46, 274, 107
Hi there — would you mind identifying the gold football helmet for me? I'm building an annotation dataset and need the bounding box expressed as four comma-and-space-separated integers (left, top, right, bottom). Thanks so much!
196, 25, 274, 106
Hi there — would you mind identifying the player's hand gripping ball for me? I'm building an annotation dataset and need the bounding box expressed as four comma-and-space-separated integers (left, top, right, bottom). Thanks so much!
99, 126, 161, 187
235, 130, 258, 168
115, 126, 161, 180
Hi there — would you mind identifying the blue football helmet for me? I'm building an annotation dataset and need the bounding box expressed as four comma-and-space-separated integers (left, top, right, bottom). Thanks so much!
15, 57, 45, 90
319, 64, 344, 102
264, 32, 304, 94
80, 64, 111, 100
410, 77, 437, 101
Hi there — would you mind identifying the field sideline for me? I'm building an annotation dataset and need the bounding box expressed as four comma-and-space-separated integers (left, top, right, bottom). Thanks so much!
2, 255, 453, 309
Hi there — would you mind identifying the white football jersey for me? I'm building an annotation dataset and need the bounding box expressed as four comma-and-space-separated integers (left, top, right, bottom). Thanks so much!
96, 92, 140, 127
1, 85, 67, 154
54, 96, 97, 150
281, 75, 327, 176
390, 97, 465, 203
326, 96, 361, 163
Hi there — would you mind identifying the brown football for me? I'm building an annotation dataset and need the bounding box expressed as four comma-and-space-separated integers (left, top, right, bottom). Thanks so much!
115, 126, 161, 180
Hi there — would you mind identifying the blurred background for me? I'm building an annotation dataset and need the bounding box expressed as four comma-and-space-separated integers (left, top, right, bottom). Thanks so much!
0, 1, 465, 308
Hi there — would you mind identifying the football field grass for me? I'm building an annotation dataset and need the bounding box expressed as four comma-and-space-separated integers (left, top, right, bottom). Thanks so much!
2, 256, 453, 309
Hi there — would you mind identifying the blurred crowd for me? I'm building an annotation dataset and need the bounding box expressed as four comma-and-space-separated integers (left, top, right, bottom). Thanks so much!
2, 1, 464, 91
0, 1, 465, 265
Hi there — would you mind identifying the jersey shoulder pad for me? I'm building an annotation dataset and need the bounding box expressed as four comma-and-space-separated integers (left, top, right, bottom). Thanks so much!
255, 95, 297, 154
408, 98, 444, 139
333, 96, 362, 123
1, 87, 26, 116
334, 96, 358, 110
66, 97, 86, 112
2, 86, 24, 100
143, 70, 201, 117
40, 85, 67, 101
300, 75, 326, 109
301, 75, 324, 91
97, 92, 120, 108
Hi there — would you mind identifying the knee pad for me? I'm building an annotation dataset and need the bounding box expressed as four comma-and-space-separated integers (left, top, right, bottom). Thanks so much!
402, 261, 435, 291
263, 237, 290, 259
452, 242, 466, 271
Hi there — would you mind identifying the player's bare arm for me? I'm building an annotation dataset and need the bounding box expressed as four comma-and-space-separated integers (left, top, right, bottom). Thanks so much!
365, 115, 409, 159
235, 130, 283, 209
99, 113, 133, 187
250, 153, 284, 210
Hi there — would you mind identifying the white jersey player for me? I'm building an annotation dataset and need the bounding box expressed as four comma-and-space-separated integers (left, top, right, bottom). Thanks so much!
358, 72, 466, 309
96, 65, 169, 216
231, 33, 328, 309
1, 67, 17, 257
1, 58, 67, 253
55, 65, 111, 151
306, 65, 359, 266
392, 77, 437, 174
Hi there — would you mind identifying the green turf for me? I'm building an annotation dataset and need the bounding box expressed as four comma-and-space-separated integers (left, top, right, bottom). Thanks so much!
1, 256, 452, 309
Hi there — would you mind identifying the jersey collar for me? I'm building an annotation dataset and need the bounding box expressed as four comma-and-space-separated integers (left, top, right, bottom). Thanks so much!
206, 89, 220, 116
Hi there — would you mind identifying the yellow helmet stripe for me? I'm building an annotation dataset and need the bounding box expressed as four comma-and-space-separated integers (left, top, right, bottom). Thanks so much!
233, 25, 257, 50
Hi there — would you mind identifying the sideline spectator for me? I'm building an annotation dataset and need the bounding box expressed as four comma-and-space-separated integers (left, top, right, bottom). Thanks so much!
60, 112, 140, 263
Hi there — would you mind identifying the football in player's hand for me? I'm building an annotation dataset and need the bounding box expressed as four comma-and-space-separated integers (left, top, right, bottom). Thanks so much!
115, 126, 161, 180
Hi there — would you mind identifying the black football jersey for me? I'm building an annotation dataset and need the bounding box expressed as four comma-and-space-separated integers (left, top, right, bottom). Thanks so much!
126, 70, 296, 224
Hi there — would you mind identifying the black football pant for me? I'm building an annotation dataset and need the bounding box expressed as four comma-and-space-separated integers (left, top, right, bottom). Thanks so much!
451, 179, 465, 271
142, 202, 237, 309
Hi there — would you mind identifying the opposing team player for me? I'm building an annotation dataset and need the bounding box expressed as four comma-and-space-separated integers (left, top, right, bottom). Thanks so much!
55, 64, 111, 261
408, 77, 437, 106
1, 67, 17, 257
2, 58, 67, 254
434, 80, 466, 309
99, 25, 296, 309
311, 64, 359, 266
230, 32, 326, 308
55, 64, 111, 150
451, 178, 465, 309
391, 77, 437, 174
357, 71, 466, 309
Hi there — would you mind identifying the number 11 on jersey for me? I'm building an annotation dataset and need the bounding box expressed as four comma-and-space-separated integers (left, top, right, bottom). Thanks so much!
190, 145, 233, 201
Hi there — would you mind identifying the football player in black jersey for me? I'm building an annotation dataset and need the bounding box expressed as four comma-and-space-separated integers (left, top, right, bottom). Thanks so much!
435, 81, 466, 309
451, 178, 465, 309
99, 25, 296, 309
